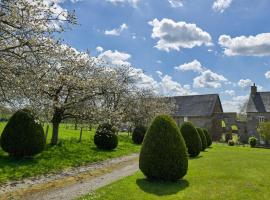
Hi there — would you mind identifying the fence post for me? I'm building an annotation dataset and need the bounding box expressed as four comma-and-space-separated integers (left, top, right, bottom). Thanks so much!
79, 127, 83, 142
45, 124, 49, 143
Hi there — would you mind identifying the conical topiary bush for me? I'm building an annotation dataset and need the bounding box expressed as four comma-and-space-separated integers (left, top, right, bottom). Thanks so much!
139, 115, 188, 181
0, 109, 45, 158
203, 128, 212, 147
196, 128, 207, 151
180, 122, 202, 157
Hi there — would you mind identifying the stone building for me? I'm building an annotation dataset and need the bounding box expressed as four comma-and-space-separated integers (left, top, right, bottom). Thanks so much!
169, 94, 224, 140
220, 84, 270, 143
245, 84, 270, 139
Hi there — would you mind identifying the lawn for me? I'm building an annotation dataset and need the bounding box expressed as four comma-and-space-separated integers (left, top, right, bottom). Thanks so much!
81, 144, 270, 200
0, 122, 140, 184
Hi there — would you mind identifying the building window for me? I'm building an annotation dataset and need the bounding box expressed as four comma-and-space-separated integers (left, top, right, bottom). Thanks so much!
257, 116, 265, 123
184, 117, 188, 122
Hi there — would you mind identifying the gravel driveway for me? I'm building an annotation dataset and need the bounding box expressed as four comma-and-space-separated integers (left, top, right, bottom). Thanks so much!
0, 153, 139, 200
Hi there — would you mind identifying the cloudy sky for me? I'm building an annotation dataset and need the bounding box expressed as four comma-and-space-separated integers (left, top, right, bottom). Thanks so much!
57, 0, 270, 112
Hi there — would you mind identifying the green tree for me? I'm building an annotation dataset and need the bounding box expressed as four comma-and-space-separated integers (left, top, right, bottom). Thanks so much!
257, 122, 270, 143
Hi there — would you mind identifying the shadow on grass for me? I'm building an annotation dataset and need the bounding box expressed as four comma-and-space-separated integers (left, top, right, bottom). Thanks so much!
136, 178, 189, 196
189, 155, 202, 160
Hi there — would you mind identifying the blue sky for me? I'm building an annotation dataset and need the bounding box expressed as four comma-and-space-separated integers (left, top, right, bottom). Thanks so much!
57, 0, 270, 112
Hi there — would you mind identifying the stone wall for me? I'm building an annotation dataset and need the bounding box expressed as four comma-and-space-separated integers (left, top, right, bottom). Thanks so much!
174, 115, 222, 141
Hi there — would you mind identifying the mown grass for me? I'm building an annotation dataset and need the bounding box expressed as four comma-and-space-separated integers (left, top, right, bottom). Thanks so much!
0, 122, 140, 184
81, 144, 270, 200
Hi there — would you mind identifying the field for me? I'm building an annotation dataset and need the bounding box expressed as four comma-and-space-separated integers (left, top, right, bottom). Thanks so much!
0, 122, 140, 184
81, 144, 270, 200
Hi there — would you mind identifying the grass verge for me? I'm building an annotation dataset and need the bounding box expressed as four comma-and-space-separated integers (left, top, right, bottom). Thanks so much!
80, 144, 270, 200
0, 123, 140, 184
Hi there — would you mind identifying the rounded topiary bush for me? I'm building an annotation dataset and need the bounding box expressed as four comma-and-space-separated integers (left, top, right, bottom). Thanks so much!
132, 125, 147, 144
203, 128, 212, 147
249, 137, 257, 148
0, 109, 45, 158
139, 115, 188, 181
228, 139, 235, 146
225, 132, 232, 143
94, 123, 118, 150
180, 122, 202, 157
196, 128, 207, 151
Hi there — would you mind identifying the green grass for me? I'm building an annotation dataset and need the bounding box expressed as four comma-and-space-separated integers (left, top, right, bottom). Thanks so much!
81, 144, 270, 200
0, 122, 140, 184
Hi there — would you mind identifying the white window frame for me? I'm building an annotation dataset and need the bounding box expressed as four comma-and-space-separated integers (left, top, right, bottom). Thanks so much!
257, 116, 265, 123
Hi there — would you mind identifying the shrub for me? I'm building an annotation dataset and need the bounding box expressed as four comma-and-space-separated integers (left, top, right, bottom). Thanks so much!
249, 137, 257, 148
225, 132, 232, 143
139, 115, 188, 181
196, 128, 207, 151
94, 123, 118, 150
228, 140, 235, 146
180, 122, 202, 157
0, 109, 45, 158
132, 125, 147, 144
202, 128, 212, 147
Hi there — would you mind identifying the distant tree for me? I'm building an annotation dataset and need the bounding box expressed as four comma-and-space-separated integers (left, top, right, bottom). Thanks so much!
257, 122, 270, 144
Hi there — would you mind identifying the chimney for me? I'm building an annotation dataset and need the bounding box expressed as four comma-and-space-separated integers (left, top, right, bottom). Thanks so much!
251, 83, 257, 96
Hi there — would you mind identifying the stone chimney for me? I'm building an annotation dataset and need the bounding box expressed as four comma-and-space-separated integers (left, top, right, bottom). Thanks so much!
251, 83, 257, 97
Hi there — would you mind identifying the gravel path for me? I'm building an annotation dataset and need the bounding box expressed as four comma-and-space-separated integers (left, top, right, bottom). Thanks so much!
0, 154, 139, 200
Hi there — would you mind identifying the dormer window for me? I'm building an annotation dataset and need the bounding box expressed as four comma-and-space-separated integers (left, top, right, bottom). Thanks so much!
257, 116, 265, 123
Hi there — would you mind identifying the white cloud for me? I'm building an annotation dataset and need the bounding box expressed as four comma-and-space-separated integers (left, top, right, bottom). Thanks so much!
175, 60, 228, 89
224, 90, 235, 96
238, 79, 253, 89
96, 46, 104, 53
265, 71, 270, 79
148, 18, 212, 52
237, 79, 263, 91
212, 0, 232, 13
156, 70, 163, 76
219, 33, 270, 56
193, 69, 227, 88
158, 74, 193, 96
168, 0, 183, 8
106, 0, 140, 7
97, 49, 194, 96
222, 95, 249, 112
105, 23, 128, 36
130, 68, 159, 90
175, 59, 204, 73
98, 50, 131, 65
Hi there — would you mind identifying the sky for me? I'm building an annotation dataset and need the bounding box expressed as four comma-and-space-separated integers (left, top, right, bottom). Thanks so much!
55, 0, 270, 112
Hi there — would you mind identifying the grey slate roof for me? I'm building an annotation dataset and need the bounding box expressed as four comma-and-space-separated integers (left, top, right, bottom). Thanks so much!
246, 92, 270, 113
168, 94, 223, 117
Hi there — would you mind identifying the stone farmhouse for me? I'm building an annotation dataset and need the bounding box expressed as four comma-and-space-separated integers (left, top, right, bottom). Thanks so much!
169, 84, 270, 143
168, 94, 224, 141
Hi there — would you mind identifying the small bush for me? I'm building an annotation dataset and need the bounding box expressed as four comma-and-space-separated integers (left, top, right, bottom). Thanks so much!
225, 132, 232, 143
139, 115, 188, 181
249, 137, 257, 148
132, 125, 147, 144
0, 109, 45, 158
94, 123, 118, 150
180, 122, 202, 157
196, 128, 207, 151
202, 128, 212, 147
228, 140, 235, 146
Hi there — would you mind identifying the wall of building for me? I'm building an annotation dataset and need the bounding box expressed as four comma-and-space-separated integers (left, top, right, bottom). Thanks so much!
174, 116, 221, 140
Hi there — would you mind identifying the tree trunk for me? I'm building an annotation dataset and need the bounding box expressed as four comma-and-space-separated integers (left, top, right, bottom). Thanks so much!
50, 108, 64, 145
51, 122, 59, 145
